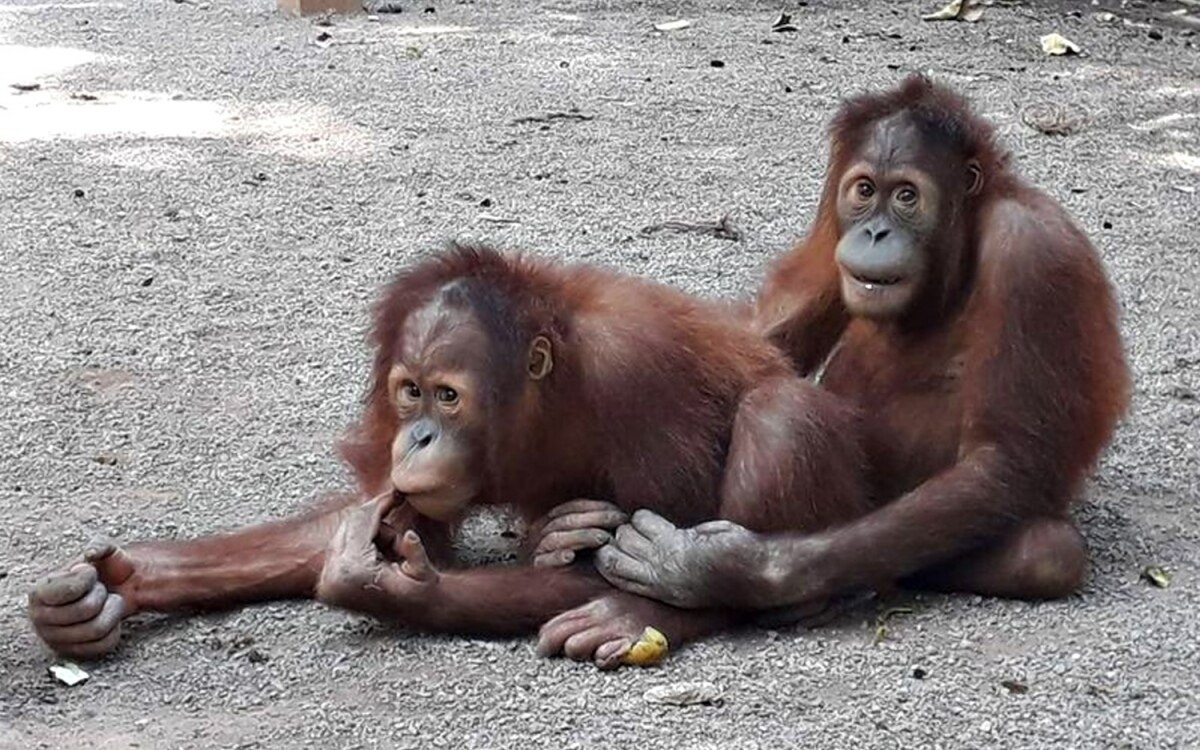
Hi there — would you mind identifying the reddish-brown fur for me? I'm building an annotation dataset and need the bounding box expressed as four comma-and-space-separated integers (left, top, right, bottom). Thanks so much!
343, 246, 867, 534
28, 245, 871, 658
754, 75, 1131, 593
536, 77, 1133, 667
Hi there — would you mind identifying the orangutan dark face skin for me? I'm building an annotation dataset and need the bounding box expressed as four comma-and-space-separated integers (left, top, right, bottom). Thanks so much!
386, 298, 488, 521
833, 114, 978, 319
385, 289, 556, 521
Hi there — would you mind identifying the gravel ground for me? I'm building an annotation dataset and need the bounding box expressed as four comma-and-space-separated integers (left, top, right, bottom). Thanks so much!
1, 1, 1198, 748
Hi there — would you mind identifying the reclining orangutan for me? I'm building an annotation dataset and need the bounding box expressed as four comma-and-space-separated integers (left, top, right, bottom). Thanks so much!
28, 244, 873, 666
535, 73, 1131, 663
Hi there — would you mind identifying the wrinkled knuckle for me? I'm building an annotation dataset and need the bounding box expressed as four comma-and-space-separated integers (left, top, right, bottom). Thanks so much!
594, 547, 615, 570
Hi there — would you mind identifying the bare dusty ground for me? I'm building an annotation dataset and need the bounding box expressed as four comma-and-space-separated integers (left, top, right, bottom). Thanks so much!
0, 1, 1197, 748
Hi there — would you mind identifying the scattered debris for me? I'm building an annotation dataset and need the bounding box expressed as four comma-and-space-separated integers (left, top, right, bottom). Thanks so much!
478, 213, 519, 224
922, 0, 985, 23
48, 662, 89, 687
771, 12, 798, 32
872, 605, 914, 645
313, 10, 334, 26
10, 82, 41, 92
1141, 565, 1170, 588
644, 681, 724, 707
653, 19, 692, 32
1001, 679, 1029, 695
1040, 33, 1082, 56
639, 215, 742, 241
393, 25, 474, 35
511, 111, 594, 125
246, 648, 269, 664
623, 626, 670, 667
1022, 102, 1085, 136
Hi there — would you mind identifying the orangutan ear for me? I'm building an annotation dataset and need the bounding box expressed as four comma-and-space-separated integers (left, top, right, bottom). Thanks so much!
967, 160, 984, 197
528, 336, 553, 380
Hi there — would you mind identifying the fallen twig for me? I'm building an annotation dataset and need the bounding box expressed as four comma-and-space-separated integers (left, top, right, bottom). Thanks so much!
638, 215, 742, 241
511, 111, 595, 125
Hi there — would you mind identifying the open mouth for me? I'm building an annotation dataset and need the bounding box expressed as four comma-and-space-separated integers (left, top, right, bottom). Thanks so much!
850, 272, 905, 289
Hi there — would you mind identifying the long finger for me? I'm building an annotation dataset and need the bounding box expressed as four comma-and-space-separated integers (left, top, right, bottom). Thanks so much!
398, 531, 433, 581
342, 495, 394, 550
694, 519, 743, 536
563, 627, 626, 663
629, 509, 677, 540
613, 525, 655, 559
376, 522, 404, 560
51, 626, 122, 661
533, 549, 576, 568
29, 581, 107, 626
533, 529, 612, 557
545, 499, 624, 520
32, 564, 97, 607
595, 547, 658, 597
84, 540, 137, 586
595, 638, 635, 670
541, 510, 629, 535
536, 603, 602, 656
36, 593, 126, 647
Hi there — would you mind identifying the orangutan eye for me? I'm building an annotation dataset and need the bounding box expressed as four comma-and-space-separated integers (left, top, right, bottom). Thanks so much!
435, 386, 459, 404
401, 381, 421, 400
895, 186, 918, 206
854, 179, 876, 200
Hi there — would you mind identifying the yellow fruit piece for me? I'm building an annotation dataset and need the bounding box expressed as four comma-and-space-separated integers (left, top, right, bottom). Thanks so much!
623, 626, 670, 667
